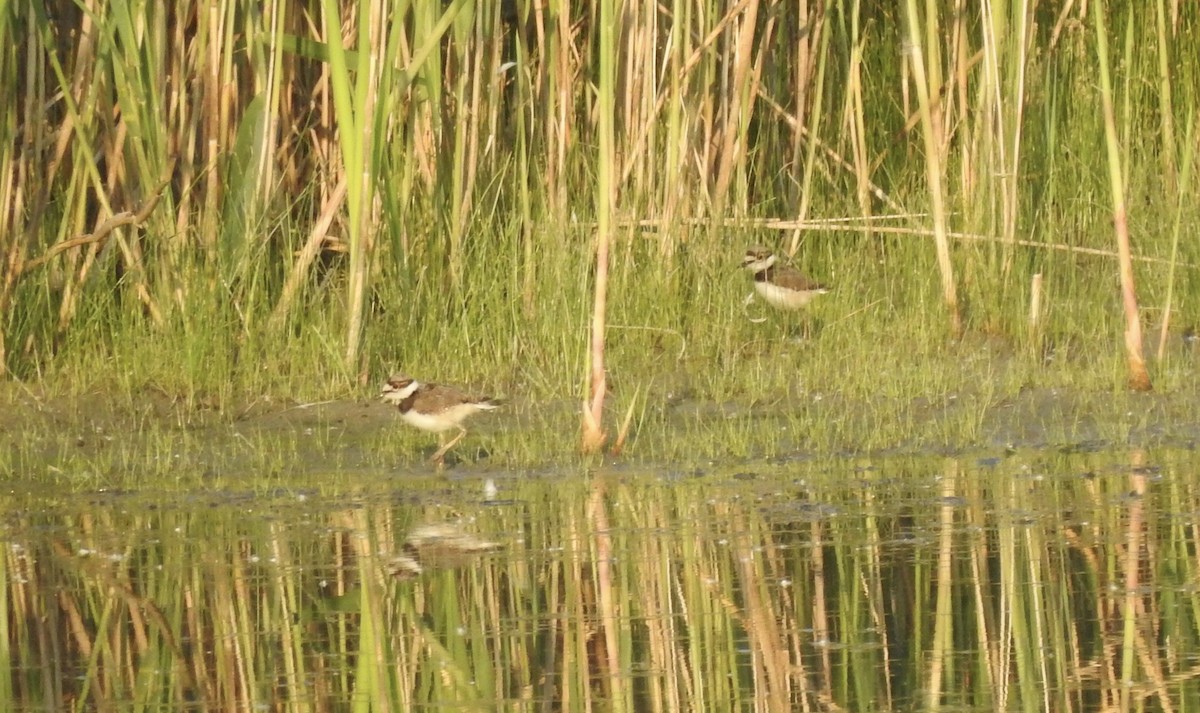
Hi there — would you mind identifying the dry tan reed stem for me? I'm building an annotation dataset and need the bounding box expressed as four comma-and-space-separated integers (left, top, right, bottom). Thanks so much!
713, 0, 762, 212
8, 177, 170, 341
616, 216, 1200, 269
1029, 273, 1043, 338
270, 176, 348, 330
609, 389, 639, 455
756, 90, 906, 214
582, 237, 610, 452
617, 0, 753, 190
1094, 3, 1152, 391
583, 0, 616, 453
1116, 231, 1151, 389
549, 5, 572, 212
17, 190, 163, 276
902, 7, 962, 338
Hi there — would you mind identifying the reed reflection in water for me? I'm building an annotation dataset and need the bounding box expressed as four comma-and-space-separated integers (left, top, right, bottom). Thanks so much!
4, 451, 1199, 711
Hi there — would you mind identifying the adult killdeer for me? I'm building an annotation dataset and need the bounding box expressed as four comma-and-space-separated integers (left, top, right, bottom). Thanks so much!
381, 374, 500, 465
741, 245, 829, 310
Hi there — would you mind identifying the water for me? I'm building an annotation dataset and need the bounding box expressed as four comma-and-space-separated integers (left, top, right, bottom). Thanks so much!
4, 450, 1199, 711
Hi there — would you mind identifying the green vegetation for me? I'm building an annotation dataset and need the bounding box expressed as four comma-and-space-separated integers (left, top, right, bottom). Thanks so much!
5, 6, 1199, 708
1, 2, 1198, 463
5, 452, 1199, 710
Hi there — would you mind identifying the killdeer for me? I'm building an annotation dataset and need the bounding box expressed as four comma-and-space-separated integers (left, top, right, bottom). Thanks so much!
381, 374, 500, 465
741, 245, 829, 310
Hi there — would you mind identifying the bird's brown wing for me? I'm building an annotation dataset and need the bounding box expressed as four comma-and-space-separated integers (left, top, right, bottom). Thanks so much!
415, 382, 464, 412
414, 382, 493, 413
770, 265, 827, 292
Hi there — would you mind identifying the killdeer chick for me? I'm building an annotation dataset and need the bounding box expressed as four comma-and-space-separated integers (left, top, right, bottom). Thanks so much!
741, 245, 829, 310
381, 374, 500, 465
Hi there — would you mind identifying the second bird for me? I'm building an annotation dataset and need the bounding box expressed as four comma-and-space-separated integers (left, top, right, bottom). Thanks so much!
741, 245, 829, 310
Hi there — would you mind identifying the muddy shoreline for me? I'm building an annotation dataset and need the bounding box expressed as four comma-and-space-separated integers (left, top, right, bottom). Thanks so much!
3, 380, 1197, 485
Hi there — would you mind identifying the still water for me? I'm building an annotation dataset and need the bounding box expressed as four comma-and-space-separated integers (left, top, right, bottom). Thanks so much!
5, 450, 1199, 711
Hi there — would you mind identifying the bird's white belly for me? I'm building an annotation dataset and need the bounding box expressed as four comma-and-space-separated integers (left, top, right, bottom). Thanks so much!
400, 410, 459, 433
755, 282, 824, 309
400, 403, 494, 433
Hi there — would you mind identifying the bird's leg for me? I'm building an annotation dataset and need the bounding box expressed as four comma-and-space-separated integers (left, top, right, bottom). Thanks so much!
429, 434, 447, 467
429, 426, 467, 465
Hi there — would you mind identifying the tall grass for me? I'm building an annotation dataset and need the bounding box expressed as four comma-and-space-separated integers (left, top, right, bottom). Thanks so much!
0, 2, 1196, 412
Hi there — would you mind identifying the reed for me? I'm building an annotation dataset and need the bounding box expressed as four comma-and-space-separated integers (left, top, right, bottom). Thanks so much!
582, 0, 617, 453
901, 0, 961, 338
0, 2, 1197, 460
1093, 0, 1152, 392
